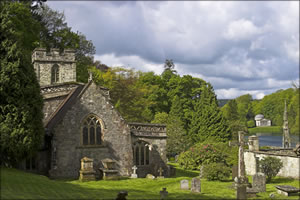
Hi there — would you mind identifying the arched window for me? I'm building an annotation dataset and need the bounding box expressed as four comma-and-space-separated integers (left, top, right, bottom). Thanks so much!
133, 141, 150, 166
81, 115, 102, 146
51, 64, 59, 84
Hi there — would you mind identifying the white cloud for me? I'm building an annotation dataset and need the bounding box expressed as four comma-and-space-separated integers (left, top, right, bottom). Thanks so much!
224, 19, 263, 41
47, 1, 299, 99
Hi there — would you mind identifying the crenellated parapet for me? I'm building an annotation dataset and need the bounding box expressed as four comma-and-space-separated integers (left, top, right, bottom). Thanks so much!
32, 48, 76, 63
129, 122, 166, 138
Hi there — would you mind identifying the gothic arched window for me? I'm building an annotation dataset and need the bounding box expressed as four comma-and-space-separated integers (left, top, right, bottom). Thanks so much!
81, 115, 102, 146
133, 141, 150, 166
51, 64, 59, 84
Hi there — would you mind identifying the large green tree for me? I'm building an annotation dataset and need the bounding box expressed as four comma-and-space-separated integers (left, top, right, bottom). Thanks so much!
189, 83, 231, 143
0, 2, 44, 165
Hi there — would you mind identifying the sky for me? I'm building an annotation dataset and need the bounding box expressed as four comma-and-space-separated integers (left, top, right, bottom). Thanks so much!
47, 1, 299, 99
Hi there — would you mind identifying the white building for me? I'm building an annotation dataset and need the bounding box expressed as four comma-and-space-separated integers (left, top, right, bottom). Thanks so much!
254, 114, 271, 127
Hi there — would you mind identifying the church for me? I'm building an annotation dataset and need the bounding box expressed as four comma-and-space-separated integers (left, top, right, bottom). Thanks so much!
19, 48, 169, 179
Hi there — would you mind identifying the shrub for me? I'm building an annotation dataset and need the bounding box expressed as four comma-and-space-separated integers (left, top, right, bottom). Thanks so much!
177, 142, 238, 170
203, 162, 231, 181
247, 120, 255, 128
259, 157, 283, 183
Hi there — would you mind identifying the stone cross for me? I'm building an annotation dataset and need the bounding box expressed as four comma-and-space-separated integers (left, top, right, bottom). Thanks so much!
236, 131, 247, 200
158, 167, 164, 177
132, 165, 137, 174
282, 100, 291, 148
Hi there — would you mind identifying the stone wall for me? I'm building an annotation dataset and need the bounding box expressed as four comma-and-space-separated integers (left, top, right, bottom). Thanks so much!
244, 150, 300, 179
32, 48, 76, 86
49, 82, 133, 179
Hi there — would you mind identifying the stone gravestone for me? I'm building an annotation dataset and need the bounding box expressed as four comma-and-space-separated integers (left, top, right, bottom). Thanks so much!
79, 157, 96, 181
199, 165, 204, 179
252, 172, 266, 192
157, 167, 164, 178
191, 178, 201, 193
159, 188, 168, 199
180, 179, 189, 190
130, 165, 137, 178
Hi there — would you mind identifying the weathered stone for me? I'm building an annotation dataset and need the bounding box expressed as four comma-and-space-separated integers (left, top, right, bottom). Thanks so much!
248, 135, 259, 151
191, 178, 201, 193
282, 100, 291, 148
252, 172, 266, 192
180, 179, 189, 190
275, 185, 300, 196
79, 157, 96, 181
146, 174, 155, 179
157, 167, 164, 178
232, 165, 238, 180
159, 188, 168, 199
130, 165, 138, 178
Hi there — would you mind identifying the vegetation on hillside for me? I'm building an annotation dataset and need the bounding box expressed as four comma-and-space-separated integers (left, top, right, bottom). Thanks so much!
221, 89, 299, 135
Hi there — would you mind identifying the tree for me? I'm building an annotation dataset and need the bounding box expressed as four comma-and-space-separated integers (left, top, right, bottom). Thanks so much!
189, 83, 231, 143
0, 2, 44, 165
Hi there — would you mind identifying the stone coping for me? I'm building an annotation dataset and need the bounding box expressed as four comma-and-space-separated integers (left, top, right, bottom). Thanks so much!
76, 144, 107, 149
128, 122, 166, 127
246, 150, 298, 157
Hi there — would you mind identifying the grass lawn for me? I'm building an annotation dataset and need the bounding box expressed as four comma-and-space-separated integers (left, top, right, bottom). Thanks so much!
1, 164, 299, 199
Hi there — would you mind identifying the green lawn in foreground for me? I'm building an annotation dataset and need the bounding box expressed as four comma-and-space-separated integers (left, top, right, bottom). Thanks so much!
1, 164, 299, 199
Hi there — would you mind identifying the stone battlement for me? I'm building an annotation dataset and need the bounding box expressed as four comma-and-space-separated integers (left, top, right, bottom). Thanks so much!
32, 48, 76, 63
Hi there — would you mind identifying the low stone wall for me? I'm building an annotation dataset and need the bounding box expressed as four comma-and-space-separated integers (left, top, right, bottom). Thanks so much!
244, 150, 300, 179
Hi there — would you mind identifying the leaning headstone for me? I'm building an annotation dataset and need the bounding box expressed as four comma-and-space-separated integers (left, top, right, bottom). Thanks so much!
159, 188, 168, 199
130, 165, 138, 178
146, 174, 155, 179
191, 178, 201, 193
252, 172, 266, 192
180, 179, 189, 190
115, 191, 128, 200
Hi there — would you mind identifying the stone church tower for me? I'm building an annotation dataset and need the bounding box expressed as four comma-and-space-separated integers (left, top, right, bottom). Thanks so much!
32, 48, 76, 86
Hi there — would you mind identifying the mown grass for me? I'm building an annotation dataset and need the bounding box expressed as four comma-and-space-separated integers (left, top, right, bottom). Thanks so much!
248, 126, 282, 134
1, 164, 299, 199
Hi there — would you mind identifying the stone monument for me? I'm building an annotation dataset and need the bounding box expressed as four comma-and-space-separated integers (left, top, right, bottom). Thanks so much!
191, 178, 201, 193
282, 100, 291, 148
130, 165, 138, 178
236, 131, 247, 199
100, 158, 119, 180
248, 135, 259, 151
157, 167, 164, 178
180, 179, 189, 190
79, 157, 96, 181
252, 172, 266, 192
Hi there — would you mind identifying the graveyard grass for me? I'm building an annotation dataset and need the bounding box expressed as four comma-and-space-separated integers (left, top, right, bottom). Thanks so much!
1, 164, 299, 199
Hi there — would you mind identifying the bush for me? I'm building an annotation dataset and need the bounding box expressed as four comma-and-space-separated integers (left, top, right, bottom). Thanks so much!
247, 120, 255, 128
203, 163, 231, 181
259, 157, 283, 183
177, 142, 238, 170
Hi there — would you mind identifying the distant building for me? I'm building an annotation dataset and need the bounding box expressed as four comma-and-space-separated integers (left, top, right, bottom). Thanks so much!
254, 114, 271, 127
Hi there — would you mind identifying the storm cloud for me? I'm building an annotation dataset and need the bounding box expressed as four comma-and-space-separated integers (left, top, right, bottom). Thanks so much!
48, 1, 299, 99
